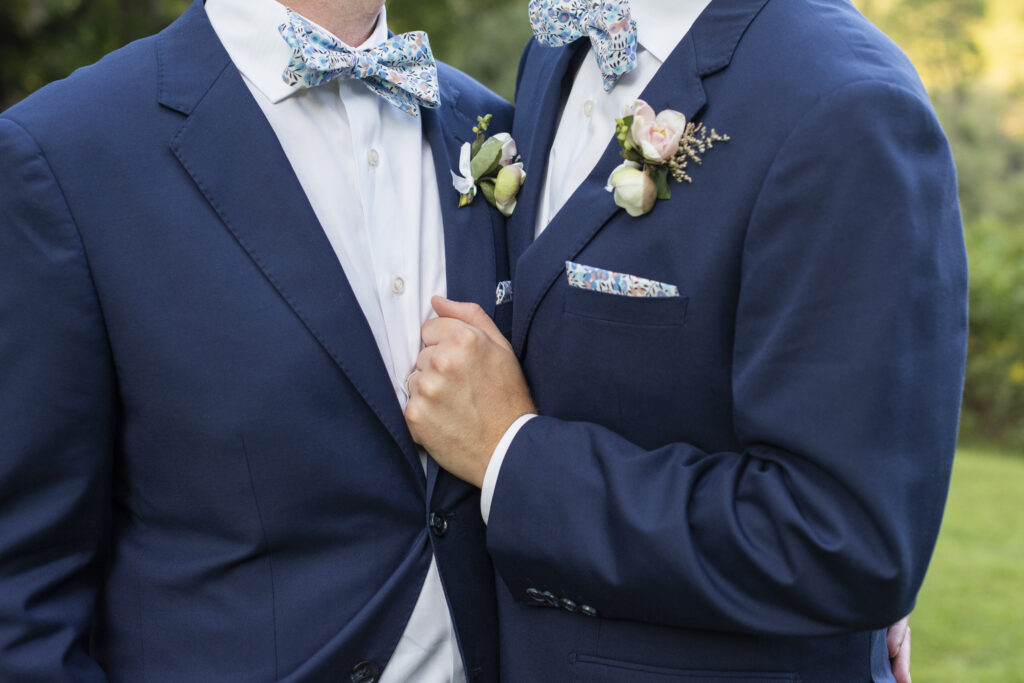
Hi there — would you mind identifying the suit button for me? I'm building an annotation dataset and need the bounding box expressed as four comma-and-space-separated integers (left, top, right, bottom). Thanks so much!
526, 587, 545, 603
541, 590, 559, 607
429, 510, 448, 537
350, 660, 380, 683
580, 604, 598, 617
560, 598, 578, 613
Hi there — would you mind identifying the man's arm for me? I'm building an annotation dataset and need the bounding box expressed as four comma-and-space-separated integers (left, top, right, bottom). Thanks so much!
0, 117, 114, 680
408, 79, 966, 635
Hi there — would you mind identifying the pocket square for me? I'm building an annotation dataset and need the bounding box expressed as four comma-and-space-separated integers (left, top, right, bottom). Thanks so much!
496, 280, 513, 305
565, 261, 679, 298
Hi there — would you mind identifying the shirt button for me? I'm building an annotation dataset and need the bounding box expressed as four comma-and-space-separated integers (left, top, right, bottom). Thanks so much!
390, 276, 405, 295
583, 99, 595, 117
367, 148, 380, 166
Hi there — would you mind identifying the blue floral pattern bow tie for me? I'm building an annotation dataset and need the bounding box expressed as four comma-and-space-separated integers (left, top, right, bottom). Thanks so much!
528, 0, 638, 92
279, 10, 441, 117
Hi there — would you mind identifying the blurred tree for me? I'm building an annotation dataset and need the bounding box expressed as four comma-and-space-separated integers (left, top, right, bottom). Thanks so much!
0, 0, 189, 109
388, 0, 531, 102
857, 0, 986, 92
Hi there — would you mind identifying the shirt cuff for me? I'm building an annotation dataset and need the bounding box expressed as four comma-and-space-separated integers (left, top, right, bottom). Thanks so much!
480, 413, 536, 524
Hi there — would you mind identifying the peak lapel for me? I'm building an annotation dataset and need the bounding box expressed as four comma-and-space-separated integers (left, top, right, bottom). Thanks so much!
159, 1, 424, 485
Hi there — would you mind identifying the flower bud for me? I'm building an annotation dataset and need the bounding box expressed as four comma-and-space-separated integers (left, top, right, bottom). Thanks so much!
493, 162, 527, 217
605, 162, 657, 217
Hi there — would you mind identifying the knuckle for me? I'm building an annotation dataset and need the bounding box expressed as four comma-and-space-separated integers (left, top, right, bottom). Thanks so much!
405, 400, 423, 424
452, 326, 477, 348
419, 374, 443, 398
430, 351, 453, 374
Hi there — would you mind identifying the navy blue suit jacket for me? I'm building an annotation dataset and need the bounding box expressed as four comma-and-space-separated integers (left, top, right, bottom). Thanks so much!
0, 1, 511, 680
492, 0, 967, 680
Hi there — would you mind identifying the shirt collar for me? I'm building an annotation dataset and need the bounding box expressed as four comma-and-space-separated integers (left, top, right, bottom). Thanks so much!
205, 0, 390, 104
629, 0, 713, 63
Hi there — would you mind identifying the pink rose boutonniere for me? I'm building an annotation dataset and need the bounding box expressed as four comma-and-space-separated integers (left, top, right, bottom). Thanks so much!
606, 99, 729, 217
452, 114, 526, 217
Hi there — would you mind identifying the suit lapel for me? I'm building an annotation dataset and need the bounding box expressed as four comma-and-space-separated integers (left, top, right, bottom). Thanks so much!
159, 0, 425, 484
420, 90, 498, 497
507, 41, 587, 272
423, 96, 497, 317
509, 0, 770, 355
510, 35, 707, 354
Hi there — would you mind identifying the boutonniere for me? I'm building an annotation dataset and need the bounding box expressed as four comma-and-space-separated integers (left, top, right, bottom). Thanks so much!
452, 114, 526, 217
606, 99, 729, 217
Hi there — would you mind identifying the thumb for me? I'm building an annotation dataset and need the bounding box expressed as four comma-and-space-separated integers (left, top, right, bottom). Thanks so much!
431, 296, 509, 348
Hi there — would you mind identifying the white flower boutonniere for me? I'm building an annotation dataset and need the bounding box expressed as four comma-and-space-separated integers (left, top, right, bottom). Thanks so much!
606, 99, 729, 217
452, 114, 526, 217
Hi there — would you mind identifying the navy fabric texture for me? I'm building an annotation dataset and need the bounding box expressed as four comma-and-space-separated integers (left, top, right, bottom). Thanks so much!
493, 0, 967, 680
0, 1, 511, 680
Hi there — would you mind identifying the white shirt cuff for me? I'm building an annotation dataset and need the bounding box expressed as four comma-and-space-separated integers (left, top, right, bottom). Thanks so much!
480, 413, 536, 524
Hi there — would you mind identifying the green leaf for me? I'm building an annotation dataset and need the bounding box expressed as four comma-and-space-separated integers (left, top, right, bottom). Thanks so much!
649, 165, 672, 200
620, 149, 644, 163
478, 177, 497, 206
471, 138, 503, 180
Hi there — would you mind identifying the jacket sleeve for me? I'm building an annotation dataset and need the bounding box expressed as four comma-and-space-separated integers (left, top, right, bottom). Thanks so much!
485, 79, 968, 636
0, 117, 114, 681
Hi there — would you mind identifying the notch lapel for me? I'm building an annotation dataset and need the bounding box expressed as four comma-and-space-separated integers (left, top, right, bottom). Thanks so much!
508, 0, 771, 355
423, 98, 497, 317
420, 92, 499, 497
506, 40, 588, 272
159, 0, 424, 485
510, 35, 707, 355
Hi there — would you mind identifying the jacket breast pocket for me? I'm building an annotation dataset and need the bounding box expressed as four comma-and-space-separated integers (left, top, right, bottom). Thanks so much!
562, 284, 688, 328
574, 654, 796, 683
545, 284, 690, 431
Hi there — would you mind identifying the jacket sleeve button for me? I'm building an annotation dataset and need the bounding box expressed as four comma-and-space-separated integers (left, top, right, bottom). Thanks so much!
579, 604, 598, 617
559, 598, 578, 613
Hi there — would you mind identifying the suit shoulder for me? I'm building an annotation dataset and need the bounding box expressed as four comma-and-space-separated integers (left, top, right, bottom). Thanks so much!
741, 0, 928, 102
2, 33, 160, 142
436, 62, 513, 130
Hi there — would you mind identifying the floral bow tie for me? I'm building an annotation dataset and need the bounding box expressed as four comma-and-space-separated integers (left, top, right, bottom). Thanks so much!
528, 0, 638, 92
279, 10, 441, 117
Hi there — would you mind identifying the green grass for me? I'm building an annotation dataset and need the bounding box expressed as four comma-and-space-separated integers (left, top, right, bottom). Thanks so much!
911, 448, 1024, 681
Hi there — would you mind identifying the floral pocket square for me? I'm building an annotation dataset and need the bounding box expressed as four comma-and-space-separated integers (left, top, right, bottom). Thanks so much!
496, 280, 513, 305
565, 261, 679, 298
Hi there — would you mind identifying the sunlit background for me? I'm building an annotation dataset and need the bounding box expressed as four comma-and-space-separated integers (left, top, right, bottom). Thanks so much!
2, 0, 1022, 679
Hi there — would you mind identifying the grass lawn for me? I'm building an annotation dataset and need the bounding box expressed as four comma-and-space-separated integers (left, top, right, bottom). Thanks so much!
911, 448, 1024, 681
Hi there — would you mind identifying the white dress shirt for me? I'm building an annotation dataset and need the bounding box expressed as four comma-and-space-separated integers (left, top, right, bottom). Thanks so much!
205, 1, 464, 681
481, 0, 713, 522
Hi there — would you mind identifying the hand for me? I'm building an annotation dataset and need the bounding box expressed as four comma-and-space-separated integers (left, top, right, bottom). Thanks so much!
404, 297, 536, 487
887, 615, 911, 683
